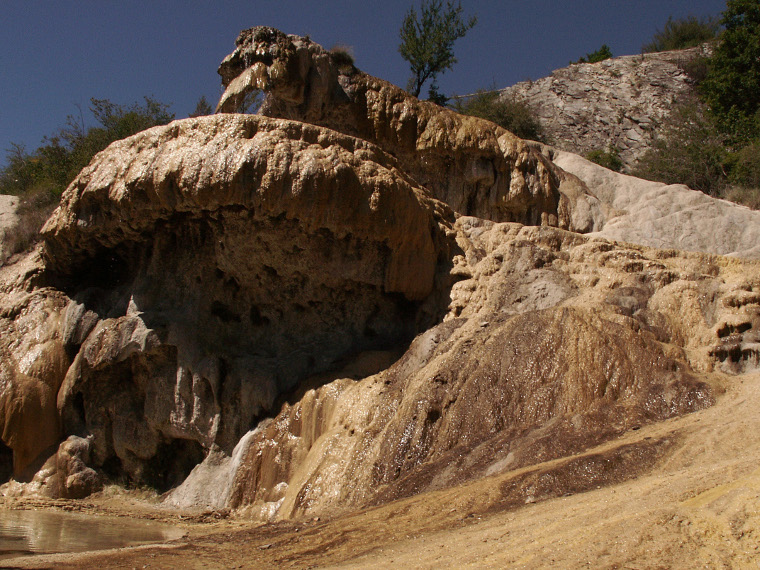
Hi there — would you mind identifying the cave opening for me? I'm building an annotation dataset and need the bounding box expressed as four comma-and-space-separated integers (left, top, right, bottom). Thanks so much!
0, 440, 13, 484
143, 438, 206, 493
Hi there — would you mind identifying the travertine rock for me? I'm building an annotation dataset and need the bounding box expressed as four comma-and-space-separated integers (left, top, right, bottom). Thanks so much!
0, 284, 69, 478
216, 26, 604, 233
551, 149, 760, 259
1, 29, 758, 517
0, 195, 19, 265
4, 114, 455, 491
169, 220, 760, 519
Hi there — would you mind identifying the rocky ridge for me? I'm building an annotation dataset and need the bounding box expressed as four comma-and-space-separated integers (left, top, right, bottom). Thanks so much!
502, 47, 707, 168
0, 27, 758, 544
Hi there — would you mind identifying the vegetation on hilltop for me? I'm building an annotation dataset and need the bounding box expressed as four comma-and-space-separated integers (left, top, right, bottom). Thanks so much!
635, 0, 760, 209
573, 44, 613, 65
398, 0, 476, 103
641, 15, 720, 53
451, 89, 545, 142
0, 97, 174, 256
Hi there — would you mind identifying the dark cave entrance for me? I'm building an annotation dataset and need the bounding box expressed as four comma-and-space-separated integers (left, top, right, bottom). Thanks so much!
143, 438, 206, 494
0, 440, 13, 484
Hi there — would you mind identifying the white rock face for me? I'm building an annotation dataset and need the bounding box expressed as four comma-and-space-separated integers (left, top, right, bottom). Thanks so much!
0, 195, 19, 264
553, 150, 760, 259
502, 47, 706, 168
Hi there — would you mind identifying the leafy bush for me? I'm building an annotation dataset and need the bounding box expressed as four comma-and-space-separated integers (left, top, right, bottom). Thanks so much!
574, 45, 613, 64
633, 98, 727, 195
189, 96, 213, 117
729, 141, 760, 189
679, 54, 711, 85
586, 147, 623, 172
329, 44, 356, 71
642, 15, 720, 53
720, 185, 760, 210
452, 89, 544, 141
1, 97, 173, 199
700, 0, 760, 142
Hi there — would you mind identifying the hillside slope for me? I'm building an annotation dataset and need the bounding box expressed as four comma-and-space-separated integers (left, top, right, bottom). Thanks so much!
502, 47, 706, 169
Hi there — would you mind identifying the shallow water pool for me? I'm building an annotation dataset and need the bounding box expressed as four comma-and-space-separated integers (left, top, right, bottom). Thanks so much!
0, 509, 184, 561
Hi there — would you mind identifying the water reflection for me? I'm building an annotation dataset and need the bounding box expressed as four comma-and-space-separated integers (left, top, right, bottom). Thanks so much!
0, 509, 184, 560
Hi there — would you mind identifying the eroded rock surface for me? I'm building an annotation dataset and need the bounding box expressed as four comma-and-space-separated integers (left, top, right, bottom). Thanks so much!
2, 114, 455, 490
169, 220, 760, 520
551, 149, 760, 259
216, 26, 604, 233
1, 27, 759, 529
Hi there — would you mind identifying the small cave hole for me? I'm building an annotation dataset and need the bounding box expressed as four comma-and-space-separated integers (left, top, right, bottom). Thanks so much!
73, 392, 87, 428
249, 306, 270, 326
211, 301, 241, 323
0, 440, 13, 484
144, 438, 206, 493
426, 409, 442, 425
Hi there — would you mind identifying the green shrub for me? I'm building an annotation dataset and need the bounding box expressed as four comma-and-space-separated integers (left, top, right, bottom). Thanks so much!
719, 185, 760, 210
0, 97, 174, 255
452, 89, 544, 141
633, 98, 728, 195
679, 54, 710, 85
574, 45, 613, 64
729, 141, 760, 188
642, 15, 720, 53
586, 147, 623, 172
330, 45, 355, 69
700, 0, 760, 142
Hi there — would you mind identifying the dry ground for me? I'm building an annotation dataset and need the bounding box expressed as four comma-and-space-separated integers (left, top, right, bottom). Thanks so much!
3, 370, 760, 569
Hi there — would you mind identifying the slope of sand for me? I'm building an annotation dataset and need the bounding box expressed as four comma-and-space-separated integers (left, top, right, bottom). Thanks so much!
5, 370, 758, 568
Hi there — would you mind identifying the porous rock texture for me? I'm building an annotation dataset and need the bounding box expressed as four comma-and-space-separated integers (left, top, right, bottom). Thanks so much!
501, 47, 707, 169
1, 113, 455, 492
1, 27, 759, 528
216, 26, 605, 234
168, 219, 760, 519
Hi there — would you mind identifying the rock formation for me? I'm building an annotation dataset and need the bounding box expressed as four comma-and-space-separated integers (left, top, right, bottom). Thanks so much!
169, 219, 760, 519
0, 195, 19, 264
501, 47, 707, 169
216, 26, 605, 233
1, 28, 758, 530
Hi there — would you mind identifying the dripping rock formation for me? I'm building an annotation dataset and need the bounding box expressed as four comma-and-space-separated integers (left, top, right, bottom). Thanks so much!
1, 27, 759, 552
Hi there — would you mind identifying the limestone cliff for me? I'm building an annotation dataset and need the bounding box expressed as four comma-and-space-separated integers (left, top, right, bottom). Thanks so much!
501, 47, 707, 169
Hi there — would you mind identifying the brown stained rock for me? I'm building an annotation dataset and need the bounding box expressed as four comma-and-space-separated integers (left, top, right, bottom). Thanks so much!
42, 115, 448, 302
216, 222, 760, 521
215, 27, 605, 233
0, 288, 69, 478
24, 114, 455, 489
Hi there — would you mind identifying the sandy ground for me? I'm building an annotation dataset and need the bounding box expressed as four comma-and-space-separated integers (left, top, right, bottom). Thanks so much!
3, 370, 760, 569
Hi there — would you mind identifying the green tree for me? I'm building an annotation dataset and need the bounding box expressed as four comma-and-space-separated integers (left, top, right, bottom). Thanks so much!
574, 44, 613, 64
189, 95, 214, 117
642, 15, 720, 53
701, 0, 760, 141
398, 0, 476, 100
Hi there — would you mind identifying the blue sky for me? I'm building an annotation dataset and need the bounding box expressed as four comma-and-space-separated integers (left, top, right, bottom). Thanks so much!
1, 0, 727, 167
